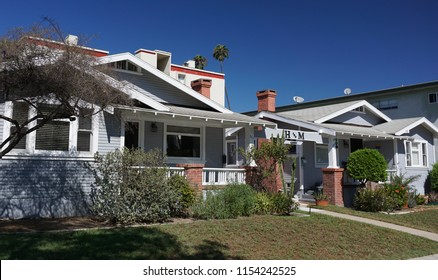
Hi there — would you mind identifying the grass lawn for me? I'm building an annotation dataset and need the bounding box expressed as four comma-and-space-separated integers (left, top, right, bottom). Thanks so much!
315, 205, 438, 234
1, 214, 437, 260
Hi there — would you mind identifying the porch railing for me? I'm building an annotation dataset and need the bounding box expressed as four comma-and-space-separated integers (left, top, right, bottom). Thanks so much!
202, 168, 246, 186
167, 167, 185, 177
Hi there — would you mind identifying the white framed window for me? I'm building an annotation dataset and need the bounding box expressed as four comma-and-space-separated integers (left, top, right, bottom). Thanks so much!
177, 74, 186, 84
429, 93, 437, 104
226, 138, 238, 166
4, 102, 96, 155
372, 99, 398, 110
405, 140, 428, 167
314, 137, 329, 167
166, 125, 201, 159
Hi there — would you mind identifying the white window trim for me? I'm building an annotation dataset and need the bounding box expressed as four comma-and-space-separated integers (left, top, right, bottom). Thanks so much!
225, 137, 239, 167
429, 92, 437, 104
404, 140, 428, 168
2, 101, 98, 157
164, 122, 205, 164
120, 119, 145, 150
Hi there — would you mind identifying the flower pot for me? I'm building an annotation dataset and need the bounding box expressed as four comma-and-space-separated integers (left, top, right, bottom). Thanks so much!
315, 200, 329, 206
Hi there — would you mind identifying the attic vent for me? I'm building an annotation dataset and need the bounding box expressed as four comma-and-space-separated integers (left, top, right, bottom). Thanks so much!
110, 60, 138, 72
353, 106, 365, 113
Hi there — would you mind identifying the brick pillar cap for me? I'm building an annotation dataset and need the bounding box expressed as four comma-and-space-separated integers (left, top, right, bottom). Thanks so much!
322, 168, 344, 172
256, 89, 277, 97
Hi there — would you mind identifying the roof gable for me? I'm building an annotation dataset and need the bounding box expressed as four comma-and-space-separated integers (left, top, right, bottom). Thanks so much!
98, 53, 232, 114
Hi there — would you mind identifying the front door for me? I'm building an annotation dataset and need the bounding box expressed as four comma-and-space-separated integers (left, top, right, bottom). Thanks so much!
124, 121, 139, 149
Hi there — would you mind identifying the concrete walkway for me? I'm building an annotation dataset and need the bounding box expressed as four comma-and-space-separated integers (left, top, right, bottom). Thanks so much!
299, 203, 438, 259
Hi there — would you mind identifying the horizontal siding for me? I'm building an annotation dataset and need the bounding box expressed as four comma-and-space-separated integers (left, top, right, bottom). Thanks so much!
98, 111, 121, 154
0, 159, 94, 218
117, 71, 209, 109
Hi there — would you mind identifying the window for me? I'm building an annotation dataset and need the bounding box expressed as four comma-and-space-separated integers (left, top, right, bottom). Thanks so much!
8, 102, 95, 154
177, 74, 186, 84
315, 137, 329, 166
372, 99, 398, 110
429, 93, 437, 104
166, 125, 201, 158
226, 139, 238, 165
110, 60, 138, 72
10, 102, 28, 149
352, 106, 365, 113
405, 140, 428, 167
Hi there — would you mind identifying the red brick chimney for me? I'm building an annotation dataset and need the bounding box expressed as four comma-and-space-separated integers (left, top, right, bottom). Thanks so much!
256, 89, 277, 112
191, 79, 212, 99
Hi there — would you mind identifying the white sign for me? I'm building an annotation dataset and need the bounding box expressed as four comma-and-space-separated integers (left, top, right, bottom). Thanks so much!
265, 128, 323, 144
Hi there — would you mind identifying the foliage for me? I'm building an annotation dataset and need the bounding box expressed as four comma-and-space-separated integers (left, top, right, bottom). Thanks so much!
428, 192, 438, 204
415, 194, 426, 205
430, 162, 438, 192
239, 135, 291, 192
0, 19, 128, 158
313, 191, 329, 201
90, 148, 180, 224
191, 183, 256, 219
253, 192, 273, 215
167, 174, 196, 217
212, 44, 230, 108
383, 183, 408, 209
270, 192, 298, 215
353, 187, 397, 213
193, 55, 207, 69
346, 148, 387, 185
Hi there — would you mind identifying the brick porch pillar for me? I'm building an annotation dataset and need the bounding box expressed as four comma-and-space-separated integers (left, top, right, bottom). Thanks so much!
176, 163, 204, 192
322, 168, 344, 206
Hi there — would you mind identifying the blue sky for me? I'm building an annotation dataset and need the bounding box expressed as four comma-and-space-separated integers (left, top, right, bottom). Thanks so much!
1, 0, 438, 112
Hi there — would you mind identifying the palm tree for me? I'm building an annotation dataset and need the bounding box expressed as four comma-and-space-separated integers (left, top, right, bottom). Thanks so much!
193, 55, 207, 70
213, 44, 231, 109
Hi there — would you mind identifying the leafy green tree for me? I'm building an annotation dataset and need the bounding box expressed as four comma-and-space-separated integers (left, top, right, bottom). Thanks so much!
346, 148, 387, 185
430, 162, 438, 192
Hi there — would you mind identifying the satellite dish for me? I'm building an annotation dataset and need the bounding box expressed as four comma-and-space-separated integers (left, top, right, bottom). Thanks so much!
344, 88, 352, 95
293, 96, 304, 103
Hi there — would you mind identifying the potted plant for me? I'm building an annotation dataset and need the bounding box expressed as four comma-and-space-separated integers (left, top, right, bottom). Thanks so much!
313, 192, 330, 206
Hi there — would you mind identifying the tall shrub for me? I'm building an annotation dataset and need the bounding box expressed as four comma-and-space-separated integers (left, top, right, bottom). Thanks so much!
90, 148, 180, 224
346, 148, 387, 185
430, 162, 438, 192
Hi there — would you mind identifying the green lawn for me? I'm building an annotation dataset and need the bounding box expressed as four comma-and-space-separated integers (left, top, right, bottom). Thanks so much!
1, 214, 437, 260
315, 205, 438, 233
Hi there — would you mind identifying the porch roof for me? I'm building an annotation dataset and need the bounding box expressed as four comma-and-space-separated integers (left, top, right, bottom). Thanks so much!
116, 105, 276, 128
319, 123, 409, 140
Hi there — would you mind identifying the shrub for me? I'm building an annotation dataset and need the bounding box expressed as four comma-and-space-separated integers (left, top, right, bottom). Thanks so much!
253, 192, 273, 215
383, 183, 408, 209
270, 192, 298, 215
346, 148, 387, 185
353, 187, 398, 212
168, 174, 196, 217
415, 194, 426, 205
428, 191, 438, 204
90, 148, 180, 224
191, 183, 256, 219
430, 162, 438, 192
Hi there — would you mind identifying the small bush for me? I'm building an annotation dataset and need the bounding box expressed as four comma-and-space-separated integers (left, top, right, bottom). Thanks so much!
428, 191, 438, 204
430, 162, 438, 192
415, 194, 426, 205
254, 192, 273, 215
191, 183, 256, 219
353, 187, 398, 212
347, 148, 387, 184
168, 175, 196, 217
270, 192, 298, 215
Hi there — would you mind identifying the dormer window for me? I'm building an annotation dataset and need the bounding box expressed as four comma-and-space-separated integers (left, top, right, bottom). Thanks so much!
353, 106, 365, 113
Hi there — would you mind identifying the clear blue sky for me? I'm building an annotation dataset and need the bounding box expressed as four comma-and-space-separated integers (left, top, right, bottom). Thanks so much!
1, 0, 438, 112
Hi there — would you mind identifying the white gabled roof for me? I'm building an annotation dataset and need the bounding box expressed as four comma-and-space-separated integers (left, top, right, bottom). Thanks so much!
98, 53, 233, 114
394, 117, 438, 136
313, 100, 392, 124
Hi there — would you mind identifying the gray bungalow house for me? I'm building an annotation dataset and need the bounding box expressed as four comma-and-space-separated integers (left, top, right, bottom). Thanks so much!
232, 90, 438, 206
0, 42, 273, 219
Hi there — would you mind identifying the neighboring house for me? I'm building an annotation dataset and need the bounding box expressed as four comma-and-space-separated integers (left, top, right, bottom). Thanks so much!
0, 38, 274, 219
233, 89, 438, 206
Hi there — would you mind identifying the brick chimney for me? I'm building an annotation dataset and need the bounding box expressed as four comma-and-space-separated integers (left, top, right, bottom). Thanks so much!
256, 89, 277, 112
191, 79, 212, 99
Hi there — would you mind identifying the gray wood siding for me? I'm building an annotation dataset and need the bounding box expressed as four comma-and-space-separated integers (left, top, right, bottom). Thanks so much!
331, 111, 383, 126
205, 127, 223, 168
144, 121, 163, 152
0, 159, 94, 218
98, 112, 121, 154
117, 71, 209, 109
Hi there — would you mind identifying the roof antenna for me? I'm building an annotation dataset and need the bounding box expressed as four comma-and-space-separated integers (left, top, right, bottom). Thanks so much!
293, 96, 304, 103
344, 88, 352, 95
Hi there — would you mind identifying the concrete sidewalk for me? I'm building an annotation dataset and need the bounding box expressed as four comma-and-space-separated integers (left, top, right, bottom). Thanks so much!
299, 203, 438, 259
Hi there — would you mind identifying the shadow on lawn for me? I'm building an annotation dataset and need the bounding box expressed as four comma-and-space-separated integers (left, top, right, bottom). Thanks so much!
0, 227, 239, 260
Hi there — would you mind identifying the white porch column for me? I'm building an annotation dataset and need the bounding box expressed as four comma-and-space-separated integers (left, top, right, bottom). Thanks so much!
393, 139, 400, 176
244, 126, 256, 166
328, 136, 339, 168
297, 141, 304, 197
